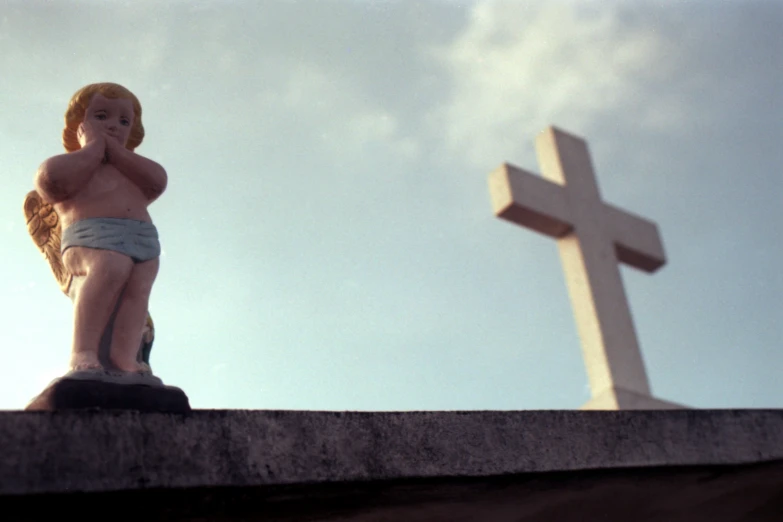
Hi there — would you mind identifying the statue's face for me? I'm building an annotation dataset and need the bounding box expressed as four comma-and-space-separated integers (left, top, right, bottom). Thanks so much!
83, 93, 135, 148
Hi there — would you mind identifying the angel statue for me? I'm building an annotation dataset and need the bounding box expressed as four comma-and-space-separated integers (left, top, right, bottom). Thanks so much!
25, 82, 167, 386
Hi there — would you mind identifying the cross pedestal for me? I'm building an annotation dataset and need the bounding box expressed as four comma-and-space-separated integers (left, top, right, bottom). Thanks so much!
488, 126, 683, 410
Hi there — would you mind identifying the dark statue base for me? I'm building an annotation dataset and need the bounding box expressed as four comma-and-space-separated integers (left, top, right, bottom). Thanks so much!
25, 376, 191, 413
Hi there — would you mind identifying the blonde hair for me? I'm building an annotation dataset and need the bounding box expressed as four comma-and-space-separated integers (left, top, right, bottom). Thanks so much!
62, 82, 145, 152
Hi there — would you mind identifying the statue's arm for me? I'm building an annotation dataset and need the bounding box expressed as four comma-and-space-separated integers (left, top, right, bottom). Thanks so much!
34, 140, 104, 204
108, 146, 168, 202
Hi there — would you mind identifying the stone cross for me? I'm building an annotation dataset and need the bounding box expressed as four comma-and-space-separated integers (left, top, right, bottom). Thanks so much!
488, 126, 682, 409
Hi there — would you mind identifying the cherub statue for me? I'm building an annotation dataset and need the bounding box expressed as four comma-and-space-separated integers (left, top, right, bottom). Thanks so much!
25, 82, 166, 383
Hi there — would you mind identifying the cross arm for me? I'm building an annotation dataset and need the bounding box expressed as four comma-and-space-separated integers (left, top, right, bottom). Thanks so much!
488, 163, 573, 238
603, 203, 666, 272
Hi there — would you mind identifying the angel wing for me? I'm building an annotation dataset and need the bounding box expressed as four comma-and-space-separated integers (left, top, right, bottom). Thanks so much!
23, 190, 72, 295
23, 190, 156, 365
140, 314, 155, 366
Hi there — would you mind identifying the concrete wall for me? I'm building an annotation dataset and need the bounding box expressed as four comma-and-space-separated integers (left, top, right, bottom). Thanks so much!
1, 409, 781, 521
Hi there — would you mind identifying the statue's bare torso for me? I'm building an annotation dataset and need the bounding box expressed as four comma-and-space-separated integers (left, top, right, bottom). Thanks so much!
55, 163, 152, 230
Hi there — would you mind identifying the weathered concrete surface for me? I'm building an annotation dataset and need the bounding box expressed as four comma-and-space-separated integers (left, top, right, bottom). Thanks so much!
1, 409, 781, 520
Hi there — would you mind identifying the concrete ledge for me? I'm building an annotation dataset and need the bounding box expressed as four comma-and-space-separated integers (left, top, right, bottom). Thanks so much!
1, 409, 781, 497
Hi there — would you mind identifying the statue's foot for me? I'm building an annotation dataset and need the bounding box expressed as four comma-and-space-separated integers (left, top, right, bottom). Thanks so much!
70, 363, 104, 372
104, 363, 163, 387
65, 366, 110, 382
69, 355, 103, 372
112, 371, 164, 387
65, 357, 107, 381
110, 363, 154, 376
64, 358, 161, 386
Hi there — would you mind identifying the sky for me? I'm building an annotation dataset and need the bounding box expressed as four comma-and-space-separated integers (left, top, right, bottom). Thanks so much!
0, 0, 780, 411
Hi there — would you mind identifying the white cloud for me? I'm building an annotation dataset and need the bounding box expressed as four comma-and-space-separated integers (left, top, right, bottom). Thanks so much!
425, 1, 688, 169
260, 63, 421, 161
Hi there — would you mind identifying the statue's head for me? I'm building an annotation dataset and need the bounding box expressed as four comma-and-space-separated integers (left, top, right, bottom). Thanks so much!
62, 83, 145, 153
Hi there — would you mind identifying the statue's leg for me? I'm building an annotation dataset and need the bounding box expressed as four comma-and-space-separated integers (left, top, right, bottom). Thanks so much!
63, 247, 134, 370
108, 258, 159, 373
